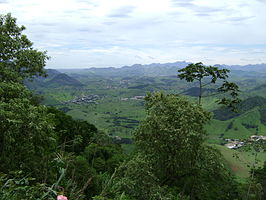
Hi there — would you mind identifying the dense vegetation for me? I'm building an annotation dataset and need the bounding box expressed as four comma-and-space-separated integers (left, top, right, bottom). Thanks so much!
0, 14, 125, 199
1, 13, 266, 199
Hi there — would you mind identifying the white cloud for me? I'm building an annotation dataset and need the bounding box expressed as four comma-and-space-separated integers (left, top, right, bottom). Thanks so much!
0, 0, 266, 68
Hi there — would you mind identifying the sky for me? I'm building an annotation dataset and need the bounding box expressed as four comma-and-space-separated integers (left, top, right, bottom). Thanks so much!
1, 0, 266, 68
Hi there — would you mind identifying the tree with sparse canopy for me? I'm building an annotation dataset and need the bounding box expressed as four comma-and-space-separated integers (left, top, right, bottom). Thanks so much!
177, 62, 240, 110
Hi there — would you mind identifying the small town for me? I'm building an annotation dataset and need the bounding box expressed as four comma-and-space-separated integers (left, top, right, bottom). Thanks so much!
224, 135, 266, 149
64, 95, 99, 104
121, 96, 145, 101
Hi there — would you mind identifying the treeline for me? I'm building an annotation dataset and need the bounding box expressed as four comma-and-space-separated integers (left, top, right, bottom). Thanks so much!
1, 13, 266, 199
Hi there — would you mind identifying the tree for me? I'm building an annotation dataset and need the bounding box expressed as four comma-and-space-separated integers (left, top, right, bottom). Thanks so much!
0, 13, 52, 180
47, 107, 97, 154
133, 92, 239, 199
0, 80, 56, 179
177, 62, 240, 110
253, 162, 266, 199
0, 13, 49, 82
0, 13, 128, 199
135, 92, 210, 184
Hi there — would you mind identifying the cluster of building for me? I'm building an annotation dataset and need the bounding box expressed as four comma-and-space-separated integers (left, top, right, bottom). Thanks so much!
224, 139, 245, 149
224, 135, 266, 149
64, 95, 99, 104
121, 96, 145, 101
249, 135, 266, 141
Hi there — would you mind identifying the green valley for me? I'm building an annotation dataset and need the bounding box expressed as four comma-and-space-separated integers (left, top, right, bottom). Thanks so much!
26, 64, 266, 184
27, 64, 266, 143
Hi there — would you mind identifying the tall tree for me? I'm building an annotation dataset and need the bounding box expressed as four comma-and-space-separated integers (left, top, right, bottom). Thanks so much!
177, 62, 240, 110
0, 74, 56, 180
135, 92, 210, 184
0, 13, 49, 82
0, 13, 53, 180
133, 92, 239, 199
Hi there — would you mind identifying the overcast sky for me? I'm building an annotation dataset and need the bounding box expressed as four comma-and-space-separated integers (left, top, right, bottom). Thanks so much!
1, 0, 266, 68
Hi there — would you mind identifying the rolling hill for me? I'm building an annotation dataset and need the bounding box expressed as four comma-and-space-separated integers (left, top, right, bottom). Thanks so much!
47, 73, 84, 87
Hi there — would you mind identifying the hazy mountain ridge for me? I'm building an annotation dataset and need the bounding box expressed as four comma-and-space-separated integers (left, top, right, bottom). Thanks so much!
58, 61, 190, 77
57, 61, 266, 78
225, 63, 266, 72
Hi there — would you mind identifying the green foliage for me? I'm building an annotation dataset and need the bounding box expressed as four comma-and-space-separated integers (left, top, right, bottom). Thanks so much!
0, 13, 130, 200
47, 107, 97, 154
183, 145, 239, 200
133, 92, 239, 199
0, 171, 55, 200
0, 82, 56, 180
114, 154, 160, 200
94, 154, 187, 200
253, 162, 266, 198
259, 106, 266, 126
83, 142, 126, 174
135, 92, 210, 182
113, 154, 185, 200
178, 62, 229, 83
0, 13, 54, 180
177, 62, 240, 110
64, 155, 95, 198
0, 13, 49, 82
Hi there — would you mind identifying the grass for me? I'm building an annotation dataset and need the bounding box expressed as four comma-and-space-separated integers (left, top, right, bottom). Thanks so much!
212, 144, 266, 180
63, 97, 145, 138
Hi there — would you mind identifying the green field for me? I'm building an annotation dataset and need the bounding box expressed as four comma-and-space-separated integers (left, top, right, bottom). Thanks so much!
27, 68, 266, 179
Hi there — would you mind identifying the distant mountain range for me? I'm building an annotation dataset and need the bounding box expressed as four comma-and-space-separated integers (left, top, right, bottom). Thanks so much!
57, 61, 266, 77
25, 61, 266, 89
215, 63, 266, 72
58, 61, 190, 77
25, 61, 266, 91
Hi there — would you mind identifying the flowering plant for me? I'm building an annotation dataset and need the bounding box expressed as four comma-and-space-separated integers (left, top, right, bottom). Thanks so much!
57, 195, 68, 200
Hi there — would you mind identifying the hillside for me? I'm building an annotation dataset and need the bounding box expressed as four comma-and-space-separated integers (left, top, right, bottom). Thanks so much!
24, 69, 61, 89
213, 96, 266, 120
47, 73, 84, 87
207, 106, 266, 145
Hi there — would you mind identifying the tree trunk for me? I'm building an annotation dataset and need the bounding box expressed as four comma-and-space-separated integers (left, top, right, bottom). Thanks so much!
199, 79, 202, 105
